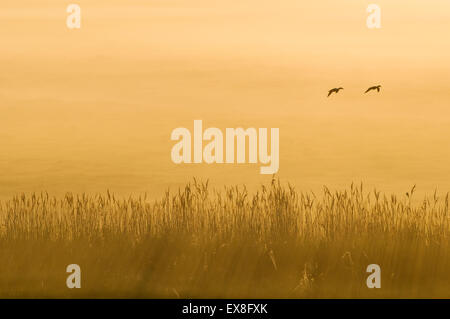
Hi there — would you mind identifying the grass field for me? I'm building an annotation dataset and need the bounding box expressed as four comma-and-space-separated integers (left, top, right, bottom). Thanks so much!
0, 178, 448, 298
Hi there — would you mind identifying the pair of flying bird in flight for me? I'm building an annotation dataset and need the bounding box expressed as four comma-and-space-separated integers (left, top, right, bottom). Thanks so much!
327, 85, 381, 97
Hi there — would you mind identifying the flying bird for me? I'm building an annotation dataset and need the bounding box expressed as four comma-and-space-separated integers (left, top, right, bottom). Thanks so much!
365, 85, 382, 93
327, 87, 344, 97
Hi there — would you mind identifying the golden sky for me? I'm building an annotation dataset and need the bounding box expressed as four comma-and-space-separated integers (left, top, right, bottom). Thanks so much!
1, 0, 450, 198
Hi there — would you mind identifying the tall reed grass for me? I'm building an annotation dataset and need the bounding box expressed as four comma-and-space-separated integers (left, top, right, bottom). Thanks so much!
0, 179, 448, 298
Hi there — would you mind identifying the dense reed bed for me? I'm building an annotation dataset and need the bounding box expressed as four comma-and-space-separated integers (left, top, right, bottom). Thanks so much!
0, 179, 448, 298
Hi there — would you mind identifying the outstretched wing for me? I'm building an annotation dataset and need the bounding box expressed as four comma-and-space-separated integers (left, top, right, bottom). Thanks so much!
327, 90, 333, 97
364, 87, 372, 93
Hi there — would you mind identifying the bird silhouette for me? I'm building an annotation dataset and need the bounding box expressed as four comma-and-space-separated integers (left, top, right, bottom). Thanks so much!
327, 87, 344, 97
364, 85, 381, 94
